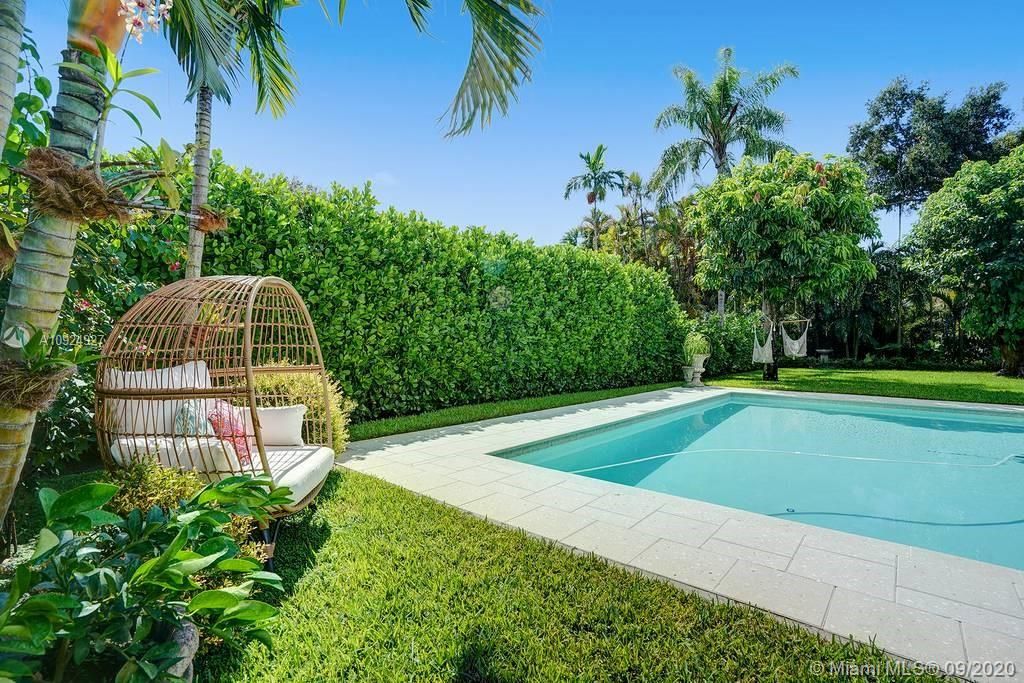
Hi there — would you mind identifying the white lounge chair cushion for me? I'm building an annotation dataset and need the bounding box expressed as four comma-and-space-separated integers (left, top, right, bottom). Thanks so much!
105, 361, 213, 435
110, 437, 333, 513
264, 445, 335, 512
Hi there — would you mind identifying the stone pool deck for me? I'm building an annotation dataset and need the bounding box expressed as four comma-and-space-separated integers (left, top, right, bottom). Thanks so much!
338, 387, 1024, 682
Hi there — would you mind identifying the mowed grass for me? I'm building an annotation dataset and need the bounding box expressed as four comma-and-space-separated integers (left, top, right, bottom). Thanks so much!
202, 471, 943, 682
709, 368, 1024, 405
349, 382, 683, 441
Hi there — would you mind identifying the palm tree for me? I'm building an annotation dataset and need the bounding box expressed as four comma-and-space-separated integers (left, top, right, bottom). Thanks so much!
622, 171, 655, 258
652, 47, 796, 315
0, 0, 25, 138
564, 144, 624, 249
576, 207, 614, 252
171, 0, 297, 278
650, 47, 798, 198
0, 0, 236, 530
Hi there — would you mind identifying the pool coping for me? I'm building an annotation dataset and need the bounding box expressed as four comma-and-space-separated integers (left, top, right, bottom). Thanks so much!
338, 387, 1024, 681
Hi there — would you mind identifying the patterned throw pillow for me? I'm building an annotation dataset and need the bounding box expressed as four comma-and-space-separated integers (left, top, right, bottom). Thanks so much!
174, 399, 213, 437
207, 399, 253, 466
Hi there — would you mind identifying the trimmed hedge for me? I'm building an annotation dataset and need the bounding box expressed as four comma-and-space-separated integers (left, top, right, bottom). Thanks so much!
133, 162, 685, 420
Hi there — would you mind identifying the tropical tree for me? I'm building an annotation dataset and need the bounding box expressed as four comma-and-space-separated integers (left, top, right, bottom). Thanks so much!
906, 146, 1024, 375
622, 171, 655, 258
576, 207, 613, 253
564, 144, 624, 249
172, 0, 297, 278
0, 0, 25, 138
0, 0, 235, 531
650, 47, 797, 198
692, 152, 880, 380
847, 77, 1014, 239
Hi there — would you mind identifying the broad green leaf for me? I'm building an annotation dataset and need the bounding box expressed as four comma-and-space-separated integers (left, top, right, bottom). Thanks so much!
187, 589, 240, 613
46, 483, 119, 523
30, 528, 58, 560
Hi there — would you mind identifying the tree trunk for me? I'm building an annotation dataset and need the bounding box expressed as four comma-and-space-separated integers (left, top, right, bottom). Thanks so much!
999, 340, 1024, 377
185, 85, 213, 279
0, 0, 25, 139
895, 204, 903, 350
761, 300, 779, 381
0, 48, 106, 530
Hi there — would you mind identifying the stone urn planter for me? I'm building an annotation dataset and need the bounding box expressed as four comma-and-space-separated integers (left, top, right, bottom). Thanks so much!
690, 353, 709, 386
681, 366, 694, 383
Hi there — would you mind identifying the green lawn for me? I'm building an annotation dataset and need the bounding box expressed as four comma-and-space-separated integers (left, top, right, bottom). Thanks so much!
709, 368, 1024, 405
202, 470, 936, 682
350, 381, 684, 441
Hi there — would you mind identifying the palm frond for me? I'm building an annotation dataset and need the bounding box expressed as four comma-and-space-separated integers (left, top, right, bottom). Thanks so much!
236, 0, 299, 117
405, 0, 431, 31
163, 0, 241, 102
443, 0, 542, 137
650, 139, 706, 201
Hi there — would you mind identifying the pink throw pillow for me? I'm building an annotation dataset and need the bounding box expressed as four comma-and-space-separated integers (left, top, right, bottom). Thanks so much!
207, 400, 253, 466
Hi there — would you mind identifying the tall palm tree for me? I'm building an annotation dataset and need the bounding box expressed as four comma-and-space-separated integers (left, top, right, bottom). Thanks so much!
0, 0, 25, 138
172, 0, 297, 278
564, 144, 624, 249
0, 0, 236, 530
652, 47, 796, 315
650, 47, 798, 198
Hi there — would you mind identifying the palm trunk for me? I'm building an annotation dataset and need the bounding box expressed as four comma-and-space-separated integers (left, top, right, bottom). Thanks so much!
0, 0, 25, 139
714, 154, 729, 320
185, 85, 213, 279
0, 48, 106, 530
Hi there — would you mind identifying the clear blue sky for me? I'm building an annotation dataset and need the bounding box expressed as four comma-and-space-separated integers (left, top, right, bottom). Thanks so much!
29, 1, 1024, 245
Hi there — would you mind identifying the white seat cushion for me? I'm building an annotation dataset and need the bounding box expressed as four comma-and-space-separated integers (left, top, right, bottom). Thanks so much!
264, 445, 335, 512
109, 435, 243, 476
109, 436, 179, 468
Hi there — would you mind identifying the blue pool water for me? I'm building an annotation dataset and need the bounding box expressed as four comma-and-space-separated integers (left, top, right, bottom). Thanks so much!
498, 394, 1024, 569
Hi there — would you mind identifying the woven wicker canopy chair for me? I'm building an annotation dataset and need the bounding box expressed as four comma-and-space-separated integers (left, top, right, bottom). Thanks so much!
95, 276, 335, 525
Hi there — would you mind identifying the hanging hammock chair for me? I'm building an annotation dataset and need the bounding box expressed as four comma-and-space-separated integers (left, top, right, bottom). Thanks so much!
94, 276, 335, 516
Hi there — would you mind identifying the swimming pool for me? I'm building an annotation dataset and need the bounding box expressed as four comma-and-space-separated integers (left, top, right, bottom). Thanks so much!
495, 393, 1024, 569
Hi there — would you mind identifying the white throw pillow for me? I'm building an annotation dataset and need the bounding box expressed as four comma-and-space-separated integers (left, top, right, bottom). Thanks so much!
104, 361, 213, 435
256, 404, 307, 446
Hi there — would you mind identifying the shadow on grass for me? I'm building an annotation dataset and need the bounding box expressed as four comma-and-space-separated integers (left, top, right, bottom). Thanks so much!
268, 472, 340, 597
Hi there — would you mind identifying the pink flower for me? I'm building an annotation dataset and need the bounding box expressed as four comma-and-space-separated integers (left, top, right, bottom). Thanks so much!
169, 261, 181, 272
74, 298, 93, 312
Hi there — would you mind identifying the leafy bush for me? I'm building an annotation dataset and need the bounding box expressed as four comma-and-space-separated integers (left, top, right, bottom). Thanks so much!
106, 459, 204, 517
908, 145, 1024, 374
106, 460, 265, 563
674, 312, 756, 377
0, 476, 288, 682
127, 160, 683, 420
253, 368, 356, 451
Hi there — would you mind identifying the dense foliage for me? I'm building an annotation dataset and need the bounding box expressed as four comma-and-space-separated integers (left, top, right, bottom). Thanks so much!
0, 476, 287, 682
848, 77, 1016, 212
908, 146, 1024, 374
125, 160, 686, 420
692, 152, 880, 314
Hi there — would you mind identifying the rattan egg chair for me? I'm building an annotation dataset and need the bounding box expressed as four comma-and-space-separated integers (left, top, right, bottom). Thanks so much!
95, 276, 335, 520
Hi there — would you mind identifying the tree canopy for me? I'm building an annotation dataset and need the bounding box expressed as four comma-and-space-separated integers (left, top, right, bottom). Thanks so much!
847, 78, 1014, 213
692, 152, 880, 314
907, 145, 1024, 374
